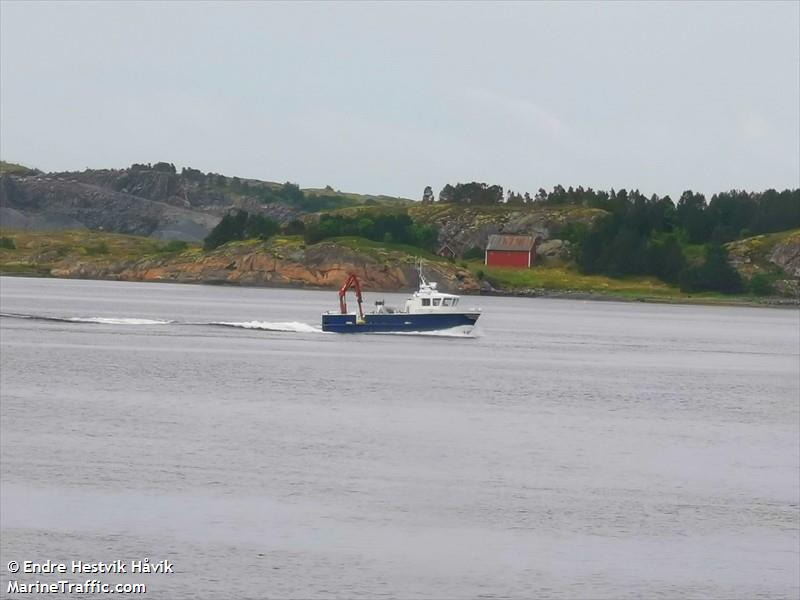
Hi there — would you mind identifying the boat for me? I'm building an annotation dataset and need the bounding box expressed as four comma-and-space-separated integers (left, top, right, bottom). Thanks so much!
321, 266, 481, 334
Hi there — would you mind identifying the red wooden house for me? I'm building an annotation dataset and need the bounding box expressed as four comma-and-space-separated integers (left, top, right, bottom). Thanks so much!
485, 235, 536, 268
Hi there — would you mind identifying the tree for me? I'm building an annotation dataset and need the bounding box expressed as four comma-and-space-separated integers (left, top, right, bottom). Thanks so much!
244, 214, 280, 239
204, 210, 247, 250
153, 162, 176, 174
507, 191, 525, 205
283, 219, 305, 235
679, 244, 743, 294
676, 190, 710, 243
463, 246, 483, 260
748, 273, 775, 296
437, 182, 504, 204
422, 186, 434, 203
279, 182, 304, 204
647, 233, 685, 283
439, 184, 455, 203
548, 185, 567, 204
203, 210, 279, 250
181, 167, 204, 181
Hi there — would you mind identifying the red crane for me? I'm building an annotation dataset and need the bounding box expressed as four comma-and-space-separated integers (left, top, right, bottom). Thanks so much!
339, 273, 365, 321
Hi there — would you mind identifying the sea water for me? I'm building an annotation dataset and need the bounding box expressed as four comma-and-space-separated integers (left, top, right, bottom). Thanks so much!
1, 276, 798, 598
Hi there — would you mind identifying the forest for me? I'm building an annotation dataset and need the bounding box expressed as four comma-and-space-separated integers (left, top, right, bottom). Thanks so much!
431, 182, 799, 294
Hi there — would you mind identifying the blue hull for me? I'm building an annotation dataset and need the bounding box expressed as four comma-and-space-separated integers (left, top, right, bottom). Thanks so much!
322, 312, 479, 333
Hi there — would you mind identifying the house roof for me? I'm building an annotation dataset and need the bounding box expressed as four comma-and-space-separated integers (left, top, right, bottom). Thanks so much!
486, 234, 535, 252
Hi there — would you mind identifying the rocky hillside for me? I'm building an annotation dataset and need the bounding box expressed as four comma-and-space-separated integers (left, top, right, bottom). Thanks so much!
1, 161, 608, 259
0, 174, 220, 240
0, 162, 411, 243
321, 203, 606, 261
727, 228, 800, 296
409, 203, 605, 257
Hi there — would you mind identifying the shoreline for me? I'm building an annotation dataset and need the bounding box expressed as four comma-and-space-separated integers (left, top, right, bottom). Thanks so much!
2, 270, 797, 310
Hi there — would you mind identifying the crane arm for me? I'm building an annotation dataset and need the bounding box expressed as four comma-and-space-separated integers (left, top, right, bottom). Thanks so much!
338, 273, 364, 320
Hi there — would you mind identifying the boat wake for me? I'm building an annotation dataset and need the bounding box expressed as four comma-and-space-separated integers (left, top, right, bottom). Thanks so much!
67, 317, 175, 325
1, 312, 476, 338
0, 312, 174, 325
208, 321, 323, 333
1, 312, 325, 334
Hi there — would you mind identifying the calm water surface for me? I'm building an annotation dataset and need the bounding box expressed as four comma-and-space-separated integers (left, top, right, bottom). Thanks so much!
1, 276, 798, 599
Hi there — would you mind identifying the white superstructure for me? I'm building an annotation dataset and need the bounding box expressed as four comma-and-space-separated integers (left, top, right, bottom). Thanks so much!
402, 273, 463, 313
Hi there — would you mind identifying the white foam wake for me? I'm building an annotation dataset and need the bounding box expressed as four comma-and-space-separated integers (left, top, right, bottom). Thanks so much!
65, 317, 174, 325
211, 321, 323, 333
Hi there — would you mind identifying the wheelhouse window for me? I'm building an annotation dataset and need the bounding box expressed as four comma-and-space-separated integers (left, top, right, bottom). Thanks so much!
433, 298, 441, 306
442, 298, 452, 307
453, 298, 459, 306
421, 298, 431, 306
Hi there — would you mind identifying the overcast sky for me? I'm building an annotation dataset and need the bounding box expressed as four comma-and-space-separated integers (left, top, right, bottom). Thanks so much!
1, 1, 798, 199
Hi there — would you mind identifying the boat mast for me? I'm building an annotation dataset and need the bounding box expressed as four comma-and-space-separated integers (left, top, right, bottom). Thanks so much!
417, 259, 427, 287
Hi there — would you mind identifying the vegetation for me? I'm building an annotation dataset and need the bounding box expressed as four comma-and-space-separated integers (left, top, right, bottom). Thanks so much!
213, 175, 408, 212
726, 229, 800, 285
283, 219, 306, 235
463, 247, 484, 260
545, 187, 798, 294
203, 210, 280, 250
678, 245, 743, 293
103, 162, 411, 212
470, 261, 758, 303
748, 273, 777, 296
0, 229, 182, 275
304, 212, 438, 251
474, 262, 680, 297
158, 240, 189, 253
83, 241, 110, 256
0, 236, 16, 250
327, 236, 442, 263
0, 161, 38, 176
439, 182, 505, 204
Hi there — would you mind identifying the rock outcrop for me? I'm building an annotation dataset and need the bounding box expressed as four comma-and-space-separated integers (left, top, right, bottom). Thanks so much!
106, 243, 477, 292
3, 231, 479, 293
726, 229, 800, 297
0, 174, 220, 241
409, 204, 604, 256
769, 236, 800, 277
0, 167, 306, 242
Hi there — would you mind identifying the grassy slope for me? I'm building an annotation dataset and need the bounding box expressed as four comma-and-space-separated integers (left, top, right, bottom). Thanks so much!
0, 161, 39, 176
459, 228, 799, 303
468, 260, 781, 303
325, 202, 606, 223
470, 260, 694, 299
0, 230, 198, 274
328, 236, 444, 263
302, 188, 414, 205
